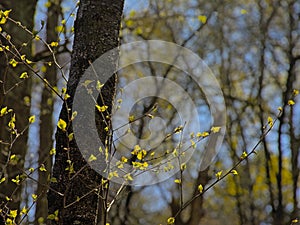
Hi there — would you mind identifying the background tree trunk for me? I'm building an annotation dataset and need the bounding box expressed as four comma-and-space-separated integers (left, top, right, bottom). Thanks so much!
0, 0, 36, 213
35, 0, 62, 224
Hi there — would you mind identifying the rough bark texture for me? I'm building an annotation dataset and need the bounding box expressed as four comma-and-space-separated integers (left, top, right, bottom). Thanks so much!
47, 1, 124, 224
0, 0, 36, 213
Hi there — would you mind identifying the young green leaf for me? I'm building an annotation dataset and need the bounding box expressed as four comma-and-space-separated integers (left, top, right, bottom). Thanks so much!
57, 118, 67, 131
198, 184, 203, 193
29, 115, 35, 123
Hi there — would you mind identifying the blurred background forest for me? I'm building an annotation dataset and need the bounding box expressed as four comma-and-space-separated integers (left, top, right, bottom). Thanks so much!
0, 0, 300, 225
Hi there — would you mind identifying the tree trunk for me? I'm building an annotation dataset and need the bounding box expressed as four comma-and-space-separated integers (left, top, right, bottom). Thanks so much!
47, 1, 124, 224
0, 0, 36, 213
35, 1, 62, 224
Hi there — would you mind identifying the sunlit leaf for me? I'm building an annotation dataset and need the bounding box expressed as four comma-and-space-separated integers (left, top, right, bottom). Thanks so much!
197, 15, 207, 24
55, 25, 64, 33
39, 164, 47, 172
88, 154, 97, 162
174, 126, 183, 133
0, 177, 5, 184
288, 100, 295, 106
96, 80, 104, 90
211, 126, 221, 133
0, 106, 8, 116
167, 217, 175, 225
240, 151, 248, 160
240, 9, 248, 14
57, 118, 67, 131
68, 133, 74, 141
20, 72, 29, 79
96, 105, 108, 112
267, 116, 273, 127
180, 163, 186, 171
174, 179, 181, 184
0, 9, 12, 24
28, 115, 35, 123
50, 41, 59, 47
231, 170, 238, 175
50, 148, 56, 155
20, 206, 28, 215
9, 209, 17, 219
9, 59, 18, 67
137, 149, 147, 160
198, 184, 203, 193
215, 171, 223, 180
128, 115, 135, 122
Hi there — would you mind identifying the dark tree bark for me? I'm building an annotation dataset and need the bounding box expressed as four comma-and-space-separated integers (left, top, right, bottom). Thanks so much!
0, 0, 36, 213
47, 1, 124, 224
